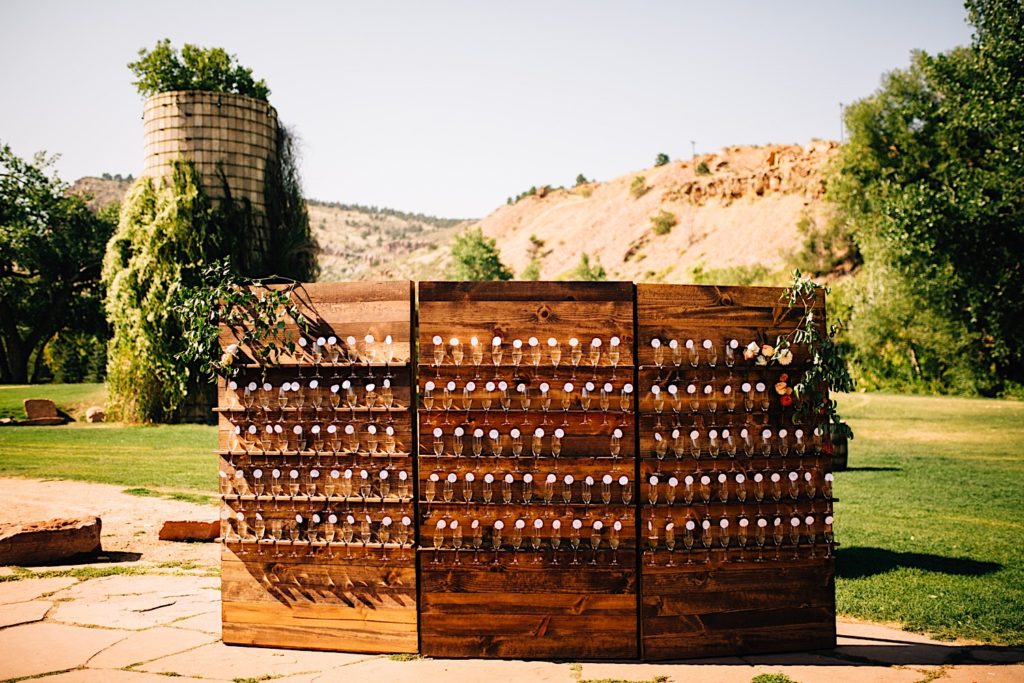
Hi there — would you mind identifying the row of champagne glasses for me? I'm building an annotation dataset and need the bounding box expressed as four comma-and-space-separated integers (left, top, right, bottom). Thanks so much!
230, 379, 401, 414
430, 335, 627, 379
649, 337, 743, 370
225, 511, 413, 561
429, 516, 627, 566
424, 471, 634, 513
644, 513, 835, 564
230, 422, 405, 461
647, 380, 782, 421
640, 471, 834, 506
295, 333, 400, 366
425, 426, 630, 471
422, 379, 634, 426
648, 426, 827, 461
223, 466, 413, 504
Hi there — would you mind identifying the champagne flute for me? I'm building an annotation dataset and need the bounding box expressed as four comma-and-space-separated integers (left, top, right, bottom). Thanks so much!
742, 382, 754, 413
498, 380, 511, 425
450, 337, 463, 379
666, 476, 678, 506
482, 473, 494, 504
522, 472, 534, 504
560, 382, 574, 426
753, 471, 765, 503
502, 473, 515, 511
719, 517, 731, 561
472, 428, 484, 460
491, 336, 503, 379
701, 518, 713, 562
548, 337, 561, 379
683, 474, 694, 504
562, 474, 574, 513
735, 472, 747, 505
425, 472, 438, 504
443, 472, 457, 504
589, 338, 602, 379
462, 381, 475, 420
539, 382, 551, 425
462, 472, 475, 505
511, 339, 523, 377
654, 432, 667, 462
550, 519, 562, 565
543, 473, 556, 512
790, 516, 802, 559
755, 517, 768, 562
683, 519, 696, 564
708, 429, 720, 459
703, 339, 717, 368
590, 520, 604, 564
608, 336, 621, 379
581, 381, 594, 425
773, 517, 785, 560
531, 518, 544, 563
823, 472, 834, 500
528, 337, 542, 376
482, 381, 495, 424
647, 475, 659, 507
433, 519, 446, 564
687, 338, 699, 368
599, 382, 612, 425
770, 472, 782, 503
343, 515, 355, 559
687, 383, 699, 414
619, 475, 632, 509
491, 519, 504, 564
778, 428, 790, 458
602, 474, 613, 506
532, 428, 544, 467
724, 384, 736, 413
737, 517, 749, 562
610, 428, 622, 471
431, 336, 445, 378
664, 521, 676, 566
569, 337, 582, 379
651, 385, 664, 427
667, 384, 681, 421
761, 428, 773, 458
725, 338, 738, 369
432, 427, 444, 468
700, 474, 712, 504
470, 336, 484, 379
757, 381, 770, 412
511, 518, 525, 565
651, 338, 664, 370
704, 382, 717, 415
669, 338, 682, 367
510, 428, 523, 470
378, 469, 390, 500
471, 519, 483, 564
610, 520, 622, 565
581, 475, 593, 513
620, 383, 634, 418
449, 519, 461, 565
551, 428, 563, 472
518, 383, 530, 422
570, 518, 583, 565
717, 472, 729, 503
805, 515, 817, 558
824, 514, 835, 558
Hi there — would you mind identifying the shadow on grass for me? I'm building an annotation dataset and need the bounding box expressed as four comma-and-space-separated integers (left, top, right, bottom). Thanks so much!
837, 546, 1001, 579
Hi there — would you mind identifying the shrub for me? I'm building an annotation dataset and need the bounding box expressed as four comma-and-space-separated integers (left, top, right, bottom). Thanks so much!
650, 209, 677, 235
520, 260, 541, 281
128, 39, 270, 100
575, 174, 588, 186
447, 227, 513, 281
630, 175, 649, 199
695, 160, 711, 175
569, 253, 606, 281
654, 153, 670, 167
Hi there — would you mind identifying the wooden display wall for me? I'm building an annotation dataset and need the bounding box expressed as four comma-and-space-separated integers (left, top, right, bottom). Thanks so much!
416, 282, 638, 660
218, 282, 418, 653
636, 285, 836, 659
216, 281, 837, 660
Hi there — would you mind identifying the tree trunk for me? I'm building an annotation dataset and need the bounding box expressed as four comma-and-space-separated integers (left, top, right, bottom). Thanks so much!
1, 335, 29, 384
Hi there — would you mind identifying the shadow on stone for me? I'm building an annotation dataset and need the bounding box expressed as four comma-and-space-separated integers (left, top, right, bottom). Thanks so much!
837, 546, 1001, 579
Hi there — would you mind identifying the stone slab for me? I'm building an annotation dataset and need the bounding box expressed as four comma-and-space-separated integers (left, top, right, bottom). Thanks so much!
87, 626, 217, 669
33, 669, 214, 683
158, 520, 218, 542
0, 599, 50, 627
0, 576, 78, 603
0, 516, 101, 565
0, 621, 126, 680
24, 399, 58, 419
18, 416, 67, 426
137, 642, 372, 680
747, 664, 924, 683
938, 664, 1024, 682
167, 610, 220, 635
294, 657, 573, 683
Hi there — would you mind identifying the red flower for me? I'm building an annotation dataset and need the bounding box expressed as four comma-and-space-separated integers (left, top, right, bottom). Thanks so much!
780, 394, 794, 407
779, 373, 789, 383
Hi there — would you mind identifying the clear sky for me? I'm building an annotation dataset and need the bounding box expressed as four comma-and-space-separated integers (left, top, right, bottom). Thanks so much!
1, 1, 972, 218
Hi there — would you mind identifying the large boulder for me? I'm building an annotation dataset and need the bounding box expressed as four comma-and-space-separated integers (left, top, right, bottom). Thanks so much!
21, 399, 68, 426
0, 516, 102, 565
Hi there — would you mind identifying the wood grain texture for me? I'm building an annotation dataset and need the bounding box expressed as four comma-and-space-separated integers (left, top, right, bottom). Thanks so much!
219, 282, 418, 654
635, 283, 835, 661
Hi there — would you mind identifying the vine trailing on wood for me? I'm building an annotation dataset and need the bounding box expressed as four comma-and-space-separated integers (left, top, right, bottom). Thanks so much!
779, 270, 855, 440
174, 259, 310, 383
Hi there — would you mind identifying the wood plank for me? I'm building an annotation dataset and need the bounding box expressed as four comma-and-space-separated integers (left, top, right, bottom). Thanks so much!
420, 281, 634, 302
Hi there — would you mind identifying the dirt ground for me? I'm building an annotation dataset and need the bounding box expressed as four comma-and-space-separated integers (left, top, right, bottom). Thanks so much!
0, 478, 218, 569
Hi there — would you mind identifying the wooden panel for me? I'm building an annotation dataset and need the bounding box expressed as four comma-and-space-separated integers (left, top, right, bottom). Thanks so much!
417, 281, 638, 660
635, 283, 836, 661
219, 282, 417, 654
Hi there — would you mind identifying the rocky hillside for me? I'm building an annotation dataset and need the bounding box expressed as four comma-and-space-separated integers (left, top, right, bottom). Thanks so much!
72, 140, 837, 283
470, 141, 838, 283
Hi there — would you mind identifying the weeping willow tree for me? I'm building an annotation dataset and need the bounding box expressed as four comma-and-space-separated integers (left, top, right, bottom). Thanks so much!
104, 150, 317, 422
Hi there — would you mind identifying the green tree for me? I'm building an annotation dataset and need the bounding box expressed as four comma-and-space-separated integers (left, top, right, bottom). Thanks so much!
831, 0, 1024, 393
447, 227, 512, 281
569, 253, 607, 281
630, 175, 648, 199
128, 39, 270, 100
0, 144, 117, 383
575, 173, 589, 186
654, 153, 670, 167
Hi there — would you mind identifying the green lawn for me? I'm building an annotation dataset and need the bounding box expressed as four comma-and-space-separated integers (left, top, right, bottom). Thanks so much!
835, 392, 1024, 645
0, 383, 107, 420
0, 385, 1020, 644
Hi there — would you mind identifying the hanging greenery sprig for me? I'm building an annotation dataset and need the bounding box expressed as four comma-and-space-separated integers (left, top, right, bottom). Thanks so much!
174, 259, 310, 382
782, 270, 855, 440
